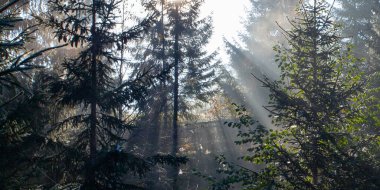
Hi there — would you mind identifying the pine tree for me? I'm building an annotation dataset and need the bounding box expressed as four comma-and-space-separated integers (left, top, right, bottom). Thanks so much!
135, 0, 218, 118
40, 0, 186, 188
208, 1, 380, 189
132, 0, 219, 188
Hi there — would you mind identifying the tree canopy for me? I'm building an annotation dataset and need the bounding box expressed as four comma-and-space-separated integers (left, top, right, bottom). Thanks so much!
207, 1, 380, 189
1, 0, 380, 189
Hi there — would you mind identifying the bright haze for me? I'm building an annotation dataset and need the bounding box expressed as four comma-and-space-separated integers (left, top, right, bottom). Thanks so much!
200, 0, 250, 61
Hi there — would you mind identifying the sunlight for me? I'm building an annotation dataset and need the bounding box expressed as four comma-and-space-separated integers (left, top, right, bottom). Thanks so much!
4, 0, 378, 189
201, 0, 249, 39
201, 0, 250, 61
168, 0, 181, 4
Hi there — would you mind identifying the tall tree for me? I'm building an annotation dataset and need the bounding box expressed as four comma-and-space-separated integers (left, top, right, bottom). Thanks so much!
168, 1, 219, 187
135, 0, 218, 119
207, 0, 380, 189
133, 0, 219, 188
41, 0, 186, 188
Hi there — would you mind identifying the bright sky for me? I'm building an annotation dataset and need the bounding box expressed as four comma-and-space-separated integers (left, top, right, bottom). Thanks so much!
200, 0, 250, 61
200, 0, 337, 62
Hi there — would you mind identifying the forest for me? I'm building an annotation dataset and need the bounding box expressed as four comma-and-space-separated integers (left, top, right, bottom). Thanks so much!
1, 0, 380, 189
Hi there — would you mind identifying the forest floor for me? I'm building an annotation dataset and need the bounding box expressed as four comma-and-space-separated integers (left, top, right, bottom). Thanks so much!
127, 120, 253, 189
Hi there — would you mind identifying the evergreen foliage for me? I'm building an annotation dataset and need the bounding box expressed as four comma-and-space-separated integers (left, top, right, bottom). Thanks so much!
135, 0, 219, 116
167, 1, 219, 188
0, 1, 64, 188
169, 0, 219, 111
207, 1, 380, 189
132, 1, 219, 188
336, 0, 380, 73
3, 0, 380, 189
38, 0, 187, 188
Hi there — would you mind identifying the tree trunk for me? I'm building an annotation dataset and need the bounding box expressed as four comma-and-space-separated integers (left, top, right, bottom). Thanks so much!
311, 0, 318, 186
161, 0, 168, 129
87, 0, 98, 188
118, 0, 126, 120
171, 3, 179, 190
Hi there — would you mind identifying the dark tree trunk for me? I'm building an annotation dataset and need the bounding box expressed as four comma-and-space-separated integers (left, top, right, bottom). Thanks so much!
311, 0, 318, 186
161, 0, 169, 129
87, 0, 98, 188
118, 0, 125, 120
171, 4, 179, 190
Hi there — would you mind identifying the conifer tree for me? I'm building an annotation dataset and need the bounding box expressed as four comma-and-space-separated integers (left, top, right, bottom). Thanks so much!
207, 1, 380, 189
133, 0, 218, 188
135, 0, 218, 119
169, 1, 219, 187
0, 1, 65, 188
40, 0, 186, 188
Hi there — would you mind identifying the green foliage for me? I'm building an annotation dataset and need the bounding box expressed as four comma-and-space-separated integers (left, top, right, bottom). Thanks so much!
172, 0, 219, 105
220, 0, 300, 127
33, 0, 188, 189
0, 1, 66, 189
135, 0, 219, 117
207, 1, 380, 189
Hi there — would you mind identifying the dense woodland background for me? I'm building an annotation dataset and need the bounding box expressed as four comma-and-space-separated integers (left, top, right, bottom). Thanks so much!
1, 0, 380, 189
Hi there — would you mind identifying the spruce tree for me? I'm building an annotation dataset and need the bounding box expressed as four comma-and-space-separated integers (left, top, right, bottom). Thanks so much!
208, 1, 380, 189
133, 0, 219, 188
41, 0, 186, 188
0, 0, 64, 188
135, 0, 218, 120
